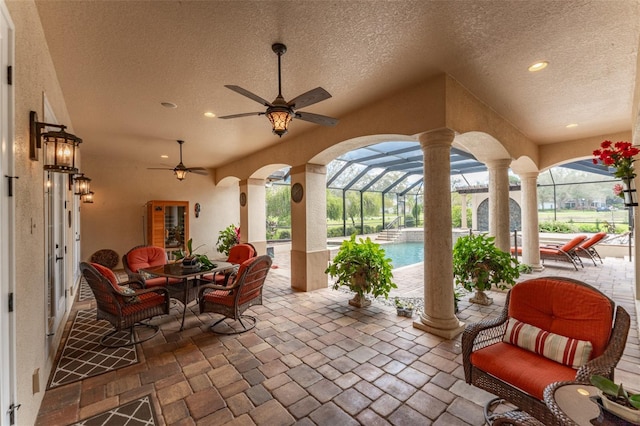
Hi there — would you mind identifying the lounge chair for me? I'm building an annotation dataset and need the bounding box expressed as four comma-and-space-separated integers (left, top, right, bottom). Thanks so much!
511, 235, 587, 271
574, 232, 607, 265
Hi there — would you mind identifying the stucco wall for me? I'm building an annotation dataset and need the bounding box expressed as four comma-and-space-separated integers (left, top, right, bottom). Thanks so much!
81, 155, 239, 265
6, 0, 74, 423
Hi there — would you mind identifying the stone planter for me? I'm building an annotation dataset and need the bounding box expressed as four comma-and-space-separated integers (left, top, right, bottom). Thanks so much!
470, 289, 493, 305
349, 293, 371, 308
396, 307, 414, 317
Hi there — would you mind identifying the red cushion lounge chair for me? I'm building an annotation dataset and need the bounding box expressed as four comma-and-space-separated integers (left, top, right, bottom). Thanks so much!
511, 235, 587, 271
574, 232, 607, 265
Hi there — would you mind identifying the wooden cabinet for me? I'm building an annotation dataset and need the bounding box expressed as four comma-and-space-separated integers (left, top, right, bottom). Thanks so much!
146, 200, 189, 258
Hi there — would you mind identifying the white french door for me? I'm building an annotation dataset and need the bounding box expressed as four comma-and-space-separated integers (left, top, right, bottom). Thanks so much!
0, 0, 15, 423
43, 99, 67, 354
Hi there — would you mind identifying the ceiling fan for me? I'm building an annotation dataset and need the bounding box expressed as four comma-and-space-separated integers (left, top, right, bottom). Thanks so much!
219, 43, 339, 137
148, 140, 208, 181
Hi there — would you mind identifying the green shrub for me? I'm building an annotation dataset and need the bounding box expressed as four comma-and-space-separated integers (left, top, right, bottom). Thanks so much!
538, 221, 577, 233
277, 230, 291, 239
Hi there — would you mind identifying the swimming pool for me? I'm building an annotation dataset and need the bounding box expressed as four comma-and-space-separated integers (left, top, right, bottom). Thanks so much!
380, 242, 424, 268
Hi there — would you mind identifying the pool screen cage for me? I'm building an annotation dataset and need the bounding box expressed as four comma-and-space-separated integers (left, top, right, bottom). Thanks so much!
266, 141, 621, 238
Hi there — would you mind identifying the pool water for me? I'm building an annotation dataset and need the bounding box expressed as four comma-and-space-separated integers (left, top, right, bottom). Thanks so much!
381, 242, 424, 268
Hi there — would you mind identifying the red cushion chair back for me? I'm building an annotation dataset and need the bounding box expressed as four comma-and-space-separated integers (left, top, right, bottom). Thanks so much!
580, 232, 606, 249
508, 277, 614, 358
559, 235, 587, 252
126, 246, 167, 272
91, 262, 119, 289
227, 244, 256, 264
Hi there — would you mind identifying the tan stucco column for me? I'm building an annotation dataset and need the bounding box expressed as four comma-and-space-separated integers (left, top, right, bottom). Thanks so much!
290, 164, 330, 292
239, 178, 267, 255
413, 128, 465, 339
460, 193, 468, 229
486, 158, 512, 252
518, 172, 542, 270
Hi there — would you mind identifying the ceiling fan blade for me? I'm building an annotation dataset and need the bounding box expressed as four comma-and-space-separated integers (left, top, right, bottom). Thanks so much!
218, 112, 264, 119
295, 111, 339, 127
287, 87, 332, 110
147, 167, 175, 171
225, 85, 273, 107
187, 168, 209, 175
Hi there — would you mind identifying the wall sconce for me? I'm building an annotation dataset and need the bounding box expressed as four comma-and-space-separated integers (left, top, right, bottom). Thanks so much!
81, 191, 94, 204
73, 173, 91, 196
30, 111, 82, 173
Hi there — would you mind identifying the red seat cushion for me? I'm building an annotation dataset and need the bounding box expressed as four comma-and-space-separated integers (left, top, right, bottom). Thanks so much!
121, 292, 166, 314
509, 278, 613, 358
471, 342, 577, 400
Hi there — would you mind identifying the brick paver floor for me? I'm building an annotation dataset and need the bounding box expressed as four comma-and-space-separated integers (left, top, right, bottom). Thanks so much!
36, 243, 639, 425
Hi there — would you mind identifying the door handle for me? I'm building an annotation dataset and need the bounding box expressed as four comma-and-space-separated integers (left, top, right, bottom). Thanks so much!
56, 256, 64, 262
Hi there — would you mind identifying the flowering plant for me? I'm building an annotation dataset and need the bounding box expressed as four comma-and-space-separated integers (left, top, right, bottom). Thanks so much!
613, 183, 624, 199
216, 224, 240, 256
593, 140, 640, 179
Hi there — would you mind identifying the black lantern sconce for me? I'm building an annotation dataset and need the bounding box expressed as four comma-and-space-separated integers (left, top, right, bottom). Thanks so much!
30, 111, 82, 173
73, 173, 91, 196
81, 191, 94, 204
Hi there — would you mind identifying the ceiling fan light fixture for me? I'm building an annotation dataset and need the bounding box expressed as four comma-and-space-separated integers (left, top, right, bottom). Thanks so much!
266, 107, 293, 137
174, 168, 188, 181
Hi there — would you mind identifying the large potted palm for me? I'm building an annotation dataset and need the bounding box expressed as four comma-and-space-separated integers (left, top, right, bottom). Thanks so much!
453, 233, 520, 305
325, 234, 397, 307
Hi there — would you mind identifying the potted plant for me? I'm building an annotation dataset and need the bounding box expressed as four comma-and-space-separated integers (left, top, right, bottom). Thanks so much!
325, 234, 397, 308
217, 224, 240, 256
453, 233, 520, 305
590, 375, 640, 423
394, 297, 414, 317
174, 238, 214, 269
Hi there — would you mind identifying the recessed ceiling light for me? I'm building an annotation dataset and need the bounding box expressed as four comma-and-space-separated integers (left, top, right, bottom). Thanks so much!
204, 112, 216, 118
528, 61, 549, 72
161, 102, 177, 109
160, 154, 169, 159
566, 123, 578, 128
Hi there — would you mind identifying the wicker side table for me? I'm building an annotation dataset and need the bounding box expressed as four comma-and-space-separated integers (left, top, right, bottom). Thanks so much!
543, 381, 600, 426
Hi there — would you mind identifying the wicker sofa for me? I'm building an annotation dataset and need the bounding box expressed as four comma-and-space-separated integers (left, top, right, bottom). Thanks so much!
462, 276, 630, 425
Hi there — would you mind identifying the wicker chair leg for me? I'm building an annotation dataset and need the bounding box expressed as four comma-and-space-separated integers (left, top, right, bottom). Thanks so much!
210, 315, 257, 335
100, 322, 160, 348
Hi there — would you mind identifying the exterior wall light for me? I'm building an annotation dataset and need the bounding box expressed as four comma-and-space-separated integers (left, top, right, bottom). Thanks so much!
81, 191, 94, 204
30, 111, 82, 173
73, 173, 91, 196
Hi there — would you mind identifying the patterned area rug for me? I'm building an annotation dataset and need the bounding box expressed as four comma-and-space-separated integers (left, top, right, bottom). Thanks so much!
48, 309, 138, 389
72, 394, 157, 425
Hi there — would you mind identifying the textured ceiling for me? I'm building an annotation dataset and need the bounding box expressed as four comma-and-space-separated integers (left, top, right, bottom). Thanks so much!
34, 1, 640, 172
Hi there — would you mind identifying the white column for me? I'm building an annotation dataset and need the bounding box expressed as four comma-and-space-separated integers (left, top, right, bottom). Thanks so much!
461, 193, 468, 229
239, 178, 267, 255
413, 128, 465, 339
290, 164, 329, 292
487, 158, 511, 252
519, 172, 542, 270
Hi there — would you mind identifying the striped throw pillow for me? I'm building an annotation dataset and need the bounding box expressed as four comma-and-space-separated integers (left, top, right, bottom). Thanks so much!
503, 317, 593, 369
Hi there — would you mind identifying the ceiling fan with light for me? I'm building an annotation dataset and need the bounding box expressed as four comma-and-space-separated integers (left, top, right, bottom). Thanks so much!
219, 43, 339, 137
148, 140, 208, 181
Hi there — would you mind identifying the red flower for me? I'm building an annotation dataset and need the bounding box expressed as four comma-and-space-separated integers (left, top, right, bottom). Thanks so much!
593, 140, 638, 178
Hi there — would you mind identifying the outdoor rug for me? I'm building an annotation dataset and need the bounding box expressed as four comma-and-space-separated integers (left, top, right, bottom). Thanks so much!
72, 394, 157, 426
48, 309, 138, 389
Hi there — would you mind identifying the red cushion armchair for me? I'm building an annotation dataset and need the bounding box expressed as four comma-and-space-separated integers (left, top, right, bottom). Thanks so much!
123, 245, 181, 287
80, 262, 171, 348
201, 243, 257, 286
199, 255, 271, 334
462, 276, 630, 425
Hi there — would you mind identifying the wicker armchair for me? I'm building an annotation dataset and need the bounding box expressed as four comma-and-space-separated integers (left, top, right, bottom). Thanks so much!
462, 276, 630, 425
198, 254, 272, 334
122, 245, 181, 287
80, 262, 171, 348
201, 243, 257, 286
